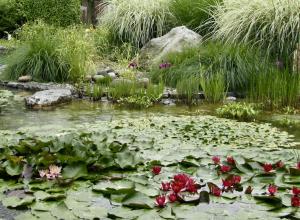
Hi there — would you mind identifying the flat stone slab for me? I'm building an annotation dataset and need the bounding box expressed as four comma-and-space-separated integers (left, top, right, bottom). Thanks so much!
25, 89, 73, 108
0, 81, 75, 93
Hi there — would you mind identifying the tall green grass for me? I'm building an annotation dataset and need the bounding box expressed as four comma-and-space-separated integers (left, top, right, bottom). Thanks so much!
200, 70, 226, 103
176, 76, 200, 104
98, 0, 172, 47
151, 42, 269, 91
170, 0, 220, 35
211, 0, 300, 64
248, 69, 300, 109
5, 21, 95, 82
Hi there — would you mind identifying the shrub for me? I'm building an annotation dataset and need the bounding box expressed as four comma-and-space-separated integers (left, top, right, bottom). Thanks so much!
0, 0, 24, 36
211, 0, 300, 64
98, 0, 172, 47
151, 42, 269, 91
216, 102, 259, 121
5, 22, 95, 82
248, 69, 300, 110
200, 70, 226, 103
170, 0, 220, 35
21, 0, 81, 27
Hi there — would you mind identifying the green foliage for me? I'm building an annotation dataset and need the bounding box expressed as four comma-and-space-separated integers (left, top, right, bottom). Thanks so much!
248, 69, 300, 110
5, 22, 95, 82
151, 42, 269, 91
85, 84, 104, 101
170, 0, 220, 35
200, 70, 226, 103
216, 102, 260, 121
21, 0, 81, 27
98, 0, 172, 47
0, 0, 24, 35
109, 80, 164, 108
211, 0, 300, 63
176, 76, 199, 105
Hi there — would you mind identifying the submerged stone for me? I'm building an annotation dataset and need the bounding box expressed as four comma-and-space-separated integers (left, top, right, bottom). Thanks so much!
25, 89, 73, 108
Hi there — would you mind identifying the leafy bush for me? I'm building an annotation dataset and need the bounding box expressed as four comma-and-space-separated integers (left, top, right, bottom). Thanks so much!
170, 0, 220, 35
151, 42, 269, 91
248, 69, 300, 110
0, 0, 24, 36
5, 22, 95, 82
98, 0, 172, 47
211, 0, 300, 64
216, 102, 259, 121
200, 70, 226, 103
21, 0, 81, 27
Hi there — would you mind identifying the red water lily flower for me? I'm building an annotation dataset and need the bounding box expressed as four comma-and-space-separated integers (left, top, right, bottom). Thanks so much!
263, 163, 273, 172
156, 195, 166, 207
161, 182, 171, 191
171, 182, 183, 193
174, 173, 189, 185
152, 166, 161, 175
212, 156, 221, 165
291, 196, 300, 207
227, 156, 235, 165
268, 185, 277, 196
212, 186, 222, 197
276, 160, 284, 168
220, 165, 231, 173
222, 179, 233, 188
297, 162, 300, 170
168, 193, 177, 203
292, 187, 300, 196
232, 175, 241, 184
186, 179, 197, 193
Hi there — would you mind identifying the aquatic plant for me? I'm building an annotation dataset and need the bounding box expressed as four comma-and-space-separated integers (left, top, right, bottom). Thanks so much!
0, 116, 299, 218
216, 102, 260, 121
176, 76, 199, 105
200, 70, 226, 103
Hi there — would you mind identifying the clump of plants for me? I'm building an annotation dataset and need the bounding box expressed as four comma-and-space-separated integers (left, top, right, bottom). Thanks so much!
216, 102, 260, 121
211, 0, 300, 65
85, 83, 104, 101
176, 76, 199, 105
200, 70, 226, 103
5, 21, 95, 82
151, 42, 269, 91
248, 69, 300, 110
98, 0, 172, 47
170, 0, 220, 35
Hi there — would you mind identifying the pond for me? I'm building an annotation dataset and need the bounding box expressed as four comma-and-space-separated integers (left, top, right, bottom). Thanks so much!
0, 88, 300, 220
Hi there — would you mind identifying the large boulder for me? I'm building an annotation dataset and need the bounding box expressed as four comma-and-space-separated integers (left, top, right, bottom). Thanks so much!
139, 26, 202, 67
25, 89, 72, 108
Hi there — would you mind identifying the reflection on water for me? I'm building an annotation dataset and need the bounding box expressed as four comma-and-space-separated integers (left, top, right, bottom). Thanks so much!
0, 88, 299, 143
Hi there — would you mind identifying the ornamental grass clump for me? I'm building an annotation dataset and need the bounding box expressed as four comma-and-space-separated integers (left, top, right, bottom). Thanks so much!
98, 0, 172, 47
5, 21, 95, 82
211, 0, 300, 63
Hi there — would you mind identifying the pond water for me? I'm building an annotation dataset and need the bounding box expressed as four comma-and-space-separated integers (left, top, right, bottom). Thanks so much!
1, 88, 299, 143
1, 88, 300, 219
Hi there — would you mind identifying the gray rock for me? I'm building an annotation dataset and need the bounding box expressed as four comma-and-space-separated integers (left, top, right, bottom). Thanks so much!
226, 96, 237, 101
1, 81, 76, 93
137, 78, 150, 88
139, 26, 202, 67
163, 87, 177, 99
0, 46, 7, 54
162, 99, 176, 106
107, 72, 117, 79
18, 75, 32, 83
25, 89, 73, 108
85, 75, 93, 82
93, 75, 105, 82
